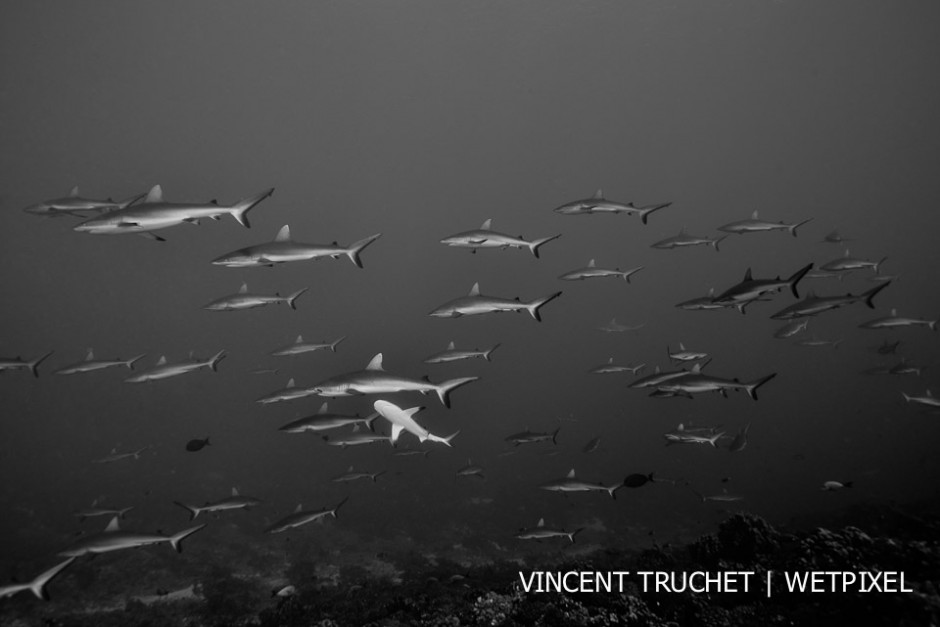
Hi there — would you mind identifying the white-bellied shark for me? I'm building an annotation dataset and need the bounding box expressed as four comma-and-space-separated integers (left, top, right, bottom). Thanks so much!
429, 282, 562, 321
651, 229, 726, 251
901, 390, 940, 409
0, 557, 75, 601
92, 446, 151, 463
256, 378, 318, 405
504, 428, 560, 446
54, 349, 146, 375
859, 309, 937, 331
539, 469, 622, 499
770, 282, 891, 320
597, 318, 644, 332
667, 342, 708, 362
558, 259, 643, 283
424, 341, 500, 364
310, 353, 477, 408
75, 500, 134, 522
553, 190, 671, 224
59, 516, 205, 556
278, 402, 378, 432
773, 319, 809, 339
589, 358, 645, 375
820, 249, 887, 273
125, 351, 225, 383
0, 351, 54, 378
211, 225, 381, 268
711, 263, 814, 311
717, 211, 811, 237
264, 497, 348, 534
174, 488, 261, 520
24, 186, 146, 218
440, 219, 560, 258
73, 185, 274, 237
515, 518, 583, 543
373, 400, 459, 447
271, 335, 346, 357
332, 466, 385, 483
204, 283, 307, 311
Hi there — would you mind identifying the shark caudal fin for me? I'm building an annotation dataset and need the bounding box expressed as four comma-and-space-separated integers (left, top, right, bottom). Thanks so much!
874, 257, 888, 274
863, 281, 891, 308
528, 234, 561, 258
712, 235, 728, 252
331, 496, 350, 518
229, 188, 275, 228
330, 336, 347, 352
639, 202, 671, 225
363, 411, 379, 432
787, 263, 814, 299
125, 354, 147, 370
435, 377, 478, 408
344, 234, 382, 268
169, 524, 207, 553
206, 350, 226, 372
29, 351, 54, 378
26, 557, 76, 601
745, 373, 777, 400
606, 484, 622, 500
483, 343, 501, 362
568, 528, 585, 543
429, 430, 460, 447
285, 288, 308, 310
788, 218, 813, 237
526, 292, 563, 321
117, 192, 148, 209
173, 501, 201, 521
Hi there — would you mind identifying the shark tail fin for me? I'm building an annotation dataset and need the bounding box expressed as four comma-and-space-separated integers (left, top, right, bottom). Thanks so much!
117, 192, 147, 210
230, 188, 275, 228
607, 484, 622, 500
712, 235, 728, 252
788, 263, 814, 299
551, 428, 560, 445
363, 411, 379, 432
528, 234, 561, 258
331, 496, 350, 518
863, 281, 891, 309
434, 430, 460, 448
526, 291, 563, 321
125, 354, 147, 370
640, 202, 671, 225
286, 288, 308, 310
436, 377, 478, 408
330, 336, 347, 352
874, 257, 888, 274
483, 343, 501, 362
623, 266, 643, 284
788, 218, 812, 237
568, 528, 584, 544
372, 471, 386, 482
745, 373, 777, 401
173, 501, 201, 521
28, 557, 75, 601
345, 233, 382, 268
169, 524, 206, 553
207, 350, 226, 372
930, 317, 938, 332
901, 392, 912, 403
118, 506, 134, 519
29, 351, 54, 378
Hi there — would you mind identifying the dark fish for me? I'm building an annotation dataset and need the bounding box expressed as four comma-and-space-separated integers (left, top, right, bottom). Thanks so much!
623, 472, 655, 488
185, 437, 210, 452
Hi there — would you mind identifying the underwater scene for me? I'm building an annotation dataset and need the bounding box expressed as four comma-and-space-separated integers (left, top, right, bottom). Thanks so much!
1, 2, 939, 625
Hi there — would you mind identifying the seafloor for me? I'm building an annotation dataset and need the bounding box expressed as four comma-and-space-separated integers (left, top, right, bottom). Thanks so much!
2, 499, 938, 626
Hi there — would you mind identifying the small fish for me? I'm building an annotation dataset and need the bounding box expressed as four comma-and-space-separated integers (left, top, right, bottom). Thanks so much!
185, 437, 210, 452
821, 481, 853, 491
623, 473, 655, 488
272, 585, 296, 598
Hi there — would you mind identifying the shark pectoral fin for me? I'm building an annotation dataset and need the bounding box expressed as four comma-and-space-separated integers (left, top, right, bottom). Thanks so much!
390, 424, 404, 445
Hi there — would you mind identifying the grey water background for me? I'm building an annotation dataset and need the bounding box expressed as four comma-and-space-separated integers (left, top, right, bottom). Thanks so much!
1, 0, 939, 590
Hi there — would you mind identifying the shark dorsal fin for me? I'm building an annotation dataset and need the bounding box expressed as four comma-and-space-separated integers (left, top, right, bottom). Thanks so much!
468, 282, 481, 297
275, 225, 291, 242
286, 378, 295, 388
447, 341, 455, 350
347, 465, 354, 472
352, 424, 361, 433
238, 283, 248, 294
537, 518, 545, 527
654, 365, 660, 373
890, 308, 897, 316
691, 363, 703, 374
592, 189, 603, 200
480, 219, 492, 230
743, 268, 753, 281
85, 348, 94, 361
104, 516, 121, 533
69, 185, 80, 197
144, 184, 163, 204
295, 335, 304, 343
588, 259, 596, 267
844, 249, 850, 257
566, 469, 576, 478
390, 423, 404, 443
232, 487, 239, 497
157, 356, 167, 366
404, 406, 423, 417
294, 504, 302, 513
708, 287, 715, 296
366, 353, 384, 371
607, 357, 613, 363
751, 210, 758, 220
317, 402, 328, 414
679, 342, 686, 350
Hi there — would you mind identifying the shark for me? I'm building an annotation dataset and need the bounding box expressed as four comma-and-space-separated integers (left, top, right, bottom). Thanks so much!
821, 230, 852, 244
628, 362, 709, 390
59, 516, 205, 556
54, 349, 146, 375
265, 497, 348, 534
664, 431, 725, 447
657, 372, 776, 400
429, 282, 562, 321
332, 466, 385, 483
174, 488, 261, 520
504, 428, 560, 446
0, 557, 75, 601
650, 229, 726, 251
322, 429, 391, 447
73, 185, 274, 238
211, 225, 382, 268
92, 446, 150, 463
373, 400, 459, 447
424, 341, 500, 364
667, 342, 708, 362
589, 358, 645, 375
24, 186, 146, 218
859, 309, 937, 331
717, 210, 812, 237
728, 424, 750, 453
539, 469, 622, 499
773, 319, 809, 339
203, 283, 307, 311
515, 518, 583, 543
278, 403, 378, 432
456, 459, 485, 480
310, 353, 478, 408
440, 219, 560, 258
271, 335, 346, 357
558, 259, 643, 283
901, 390, 940, 409
0, 351, 54, 377
711, 262, 814, 311
597, 318, 644, 332
819, 250, 887, 273
256, 378, 319, 405
125, 351, 225, 383
770, 282, 891, 320
794, 338, 844, 349
74, 500, 134, 522
553, 190, 671, 224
